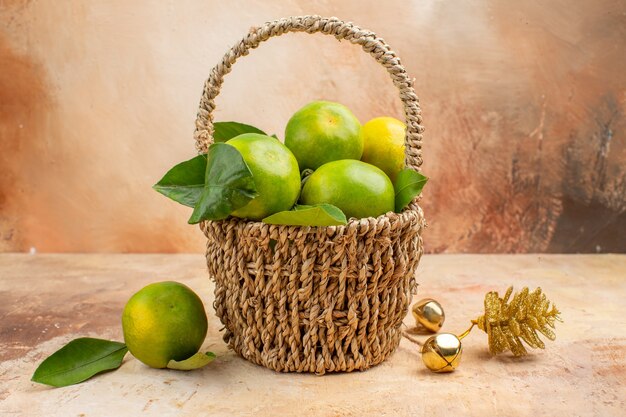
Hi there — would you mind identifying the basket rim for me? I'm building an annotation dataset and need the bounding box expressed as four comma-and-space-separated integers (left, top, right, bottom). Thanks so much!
200, 201, 424, 233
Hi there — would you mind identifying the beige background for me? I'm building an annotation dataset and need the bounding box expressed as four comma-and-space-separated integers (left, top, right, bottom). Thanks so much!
1, 0, 625, 253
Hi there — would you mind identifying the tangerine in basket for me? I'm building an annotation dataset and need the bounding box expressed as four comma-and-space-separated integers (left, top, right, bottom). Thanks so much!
360, 117, 406, 183
122, 281, 208, 369
226, 133, 301, 220
285, 101, 362, 170
300, 159, 395, 219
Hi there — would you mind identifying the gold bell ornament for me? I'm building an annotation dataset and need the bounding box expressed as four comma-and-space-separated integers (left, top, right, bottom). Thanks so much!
411, 298, 445, 333
421, 333, 462, 372
404, 286, 562, 373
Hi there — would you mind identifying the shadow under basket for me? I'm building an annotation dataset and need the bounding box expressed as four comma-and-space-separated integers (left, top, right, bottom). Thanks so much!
195, 15, 427, 374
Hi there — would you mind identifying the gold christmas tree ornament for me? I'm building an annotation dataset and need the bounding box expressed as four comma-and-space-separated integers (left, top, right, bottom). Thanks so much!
421, 333, 462, 373
468, 286, 562, 356
403, 286, 562, 373
412, 298, 445, 333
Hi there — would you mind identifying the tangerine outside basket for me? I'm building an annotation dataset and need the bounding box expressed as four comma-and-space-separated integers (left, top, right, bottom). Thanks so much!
195, 15, 426, 374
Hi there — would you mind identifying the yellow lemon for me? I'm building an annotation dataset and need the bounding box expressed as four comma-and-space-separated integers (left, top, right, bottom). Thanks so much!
360, 117, 406, 183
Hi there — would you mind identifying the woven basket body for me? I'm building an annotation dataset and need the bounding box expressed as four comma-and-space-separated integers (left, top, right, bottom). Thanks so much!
195, 16, 426, 374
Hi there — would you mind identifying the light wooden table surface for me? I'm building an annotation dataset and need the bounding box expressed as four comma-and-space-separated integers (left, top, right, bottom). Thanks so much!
0, 254, 624, 416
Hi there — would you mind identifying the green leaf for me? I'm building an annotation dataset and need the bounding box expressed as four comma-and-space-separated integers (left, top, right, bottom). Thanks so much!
213, 122, 266, 142
153, 121, 264, 207
31, 338, 127, 388
166, 352, 216, 370
262, 204, 347, 226
153, 154, 207, 207
188, 143, 258, 223
394, 168, 428, 212
270, 134, 279, 139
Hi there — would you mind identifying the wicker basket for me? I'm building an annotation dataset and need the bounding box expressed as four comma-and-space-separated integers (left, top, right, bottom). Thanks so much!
195, 15, 425, 374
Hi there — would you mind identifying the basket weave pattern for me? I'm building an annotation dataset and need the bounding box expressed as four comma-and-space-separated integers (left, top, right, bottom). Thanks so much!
195, 15, 426, 374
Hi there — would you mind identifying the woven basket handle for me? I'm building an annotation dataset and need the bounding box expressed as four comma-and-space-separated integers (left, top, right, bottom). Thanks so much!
194, 15, 424, 170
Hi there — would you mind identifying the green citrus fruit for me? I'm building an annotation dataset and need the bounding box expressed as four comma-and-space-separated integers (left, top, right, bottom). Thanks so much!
122, 281, 208, 369
285, 101, 363, 170
360, 117, 406, 183
226, 133, 301, 220
300, 160, 395, 219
